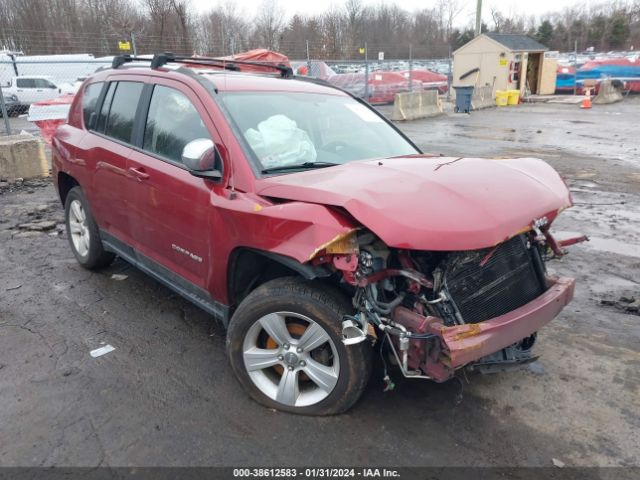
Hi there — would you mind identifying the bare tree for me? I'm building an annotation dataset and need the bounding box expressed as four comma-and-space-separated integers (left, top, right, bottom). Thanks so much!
437, 0, 465, 41
321, 6, 346, 59
490, 7, 526, 34
194, 1, 249, 56
254, 0, 285, 50
344, 0, 364, 52
1, 0, 637, 59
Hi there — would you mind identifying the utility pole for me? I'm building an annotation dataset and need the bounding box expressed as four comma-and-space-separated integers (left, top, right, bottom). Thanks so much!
130, 33, 137, 57
475, 0, 483, 37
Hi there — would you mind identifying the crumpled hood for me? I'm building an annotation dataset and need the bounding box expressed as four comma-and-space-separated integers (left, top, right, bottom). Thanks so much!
254, 156, 572, 251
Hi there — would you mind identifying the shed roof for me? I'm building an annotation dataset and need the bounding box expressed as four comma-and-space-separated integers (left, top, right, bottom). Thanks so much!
484, 33, 547, 52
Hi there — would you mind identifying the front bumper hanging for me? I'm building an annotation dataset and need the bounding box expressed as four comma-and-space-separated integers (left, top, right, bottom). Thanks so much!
392, 276, 575, 382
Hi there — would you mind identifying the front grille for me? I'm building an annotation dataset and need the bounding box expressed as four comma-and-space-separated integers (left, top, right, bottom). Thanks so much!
444, 235, 545, 324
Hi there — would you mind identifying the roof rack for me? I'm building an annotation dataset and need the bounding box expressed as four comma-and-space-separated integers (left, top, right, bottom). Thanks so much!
112, 53, 294, 78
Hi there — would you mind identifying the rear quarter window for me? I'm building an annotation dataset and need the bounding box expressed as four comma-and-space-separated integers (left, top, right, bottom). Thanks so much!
96, 82, 116, 132
82, 82, 104, 129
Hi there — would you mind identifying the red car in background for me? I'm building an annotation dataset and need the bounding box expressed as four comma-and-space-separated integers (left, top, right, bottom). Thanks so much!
293, 60, 423, 104
52, 53, 579, 415
399, 69, 448, 94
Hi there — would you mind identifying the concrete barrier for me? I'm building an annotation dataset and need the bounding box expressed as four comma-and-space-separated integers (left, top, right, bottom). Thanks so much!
0, 133, 49, 181
391, 90, 442, 121
471, 85, 495, 110
593, 79, 623, 104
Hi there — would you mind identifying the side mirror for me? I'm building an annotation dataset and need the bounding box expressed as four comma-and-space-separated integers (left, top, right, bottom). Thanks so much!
182, 138, 222, 180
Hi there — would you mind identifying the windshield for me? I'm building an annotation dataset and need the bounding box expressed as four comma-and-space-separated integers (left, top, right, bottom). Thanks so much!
219, 92, 419, 172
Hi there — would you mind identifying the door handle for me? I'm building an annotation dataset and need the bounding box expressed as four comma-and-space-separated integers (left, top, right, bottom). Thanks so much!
128, 167, 150, 181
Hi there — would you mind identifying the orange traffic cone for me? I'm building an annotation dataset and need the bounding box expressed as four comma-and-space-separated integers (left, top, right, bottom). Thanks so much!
581, 87, 592, 109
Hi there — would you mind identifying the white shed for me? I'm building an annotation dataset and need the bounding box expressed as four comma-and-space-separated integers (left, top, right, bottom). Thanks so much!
453, 33, 557, 97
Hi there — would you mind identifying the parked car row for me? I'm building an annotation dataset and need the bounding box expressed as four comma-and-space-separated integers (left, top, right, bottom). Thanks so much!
292, 60, 448, 104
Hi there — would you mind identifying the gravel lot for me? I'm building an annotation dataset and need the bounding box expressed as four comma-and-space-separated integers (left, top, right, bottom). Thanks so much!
0, 98, 639, 469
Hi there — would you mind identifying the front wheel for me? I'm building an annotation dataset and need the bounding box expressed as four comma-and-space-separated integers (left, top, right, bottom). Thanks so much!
227, 277, 372, 415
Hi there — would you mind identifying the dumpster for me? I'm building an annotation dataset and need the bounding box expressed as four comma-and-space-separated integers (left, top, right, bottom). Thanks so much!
507, 89, 520, 105
495, 90, 509, 106
453, 86, 474, 113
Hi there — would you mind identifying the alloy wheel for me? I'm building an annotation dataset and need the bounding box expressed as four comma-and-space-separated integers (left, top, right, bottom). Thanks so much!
242, 311, 340, 407
68, 199, 90, 257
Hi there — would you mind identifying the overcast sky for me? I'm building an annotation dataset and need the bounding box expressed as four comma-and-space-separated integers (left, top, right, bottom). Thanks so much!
190, 0, 588, 26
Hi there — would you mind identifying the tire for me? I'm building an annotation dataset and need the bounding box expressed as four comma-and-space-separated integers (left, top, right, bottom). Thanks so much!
227, 277, 372, 415
64, 186, 115, 269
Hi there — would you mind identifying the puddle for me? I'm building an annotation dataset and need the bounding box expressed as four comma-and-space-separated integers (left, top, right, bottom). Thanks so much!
586, 237, 640, 258
590, 276, 639, 294
567, 206, 640, 224
570, 181, 599, 189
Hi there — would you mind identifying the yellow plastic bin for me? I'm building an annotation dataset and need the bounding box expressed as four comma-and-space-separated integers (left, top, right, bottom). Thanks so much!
507, 89, 520, 105
495, 90, 508, 107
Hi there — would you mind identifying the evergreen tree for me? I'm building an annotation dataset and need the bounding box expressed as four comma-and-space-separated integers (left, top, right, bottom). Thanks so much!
536, 20, 554, 46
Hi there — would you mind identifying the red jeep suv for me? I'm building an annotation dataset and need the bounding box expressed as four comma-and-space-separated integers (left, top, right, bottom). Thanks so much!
52, 54, 577, 415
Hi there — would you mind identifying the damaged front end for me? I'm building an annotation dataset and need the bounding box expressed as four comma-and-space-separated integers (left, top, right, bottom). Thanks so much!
313, 224, 580, 383
257, 155, 588, 384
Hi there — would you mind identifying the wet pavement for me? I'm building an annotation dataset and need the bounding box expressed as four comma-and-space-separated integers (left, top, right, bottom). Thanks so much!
0, 99, 639, 468
386, 97, 640, 194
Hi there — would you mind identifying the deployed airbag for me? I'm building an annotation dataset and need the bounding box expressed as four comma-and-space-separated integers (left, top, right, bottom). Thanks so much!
245, 114, 317, 168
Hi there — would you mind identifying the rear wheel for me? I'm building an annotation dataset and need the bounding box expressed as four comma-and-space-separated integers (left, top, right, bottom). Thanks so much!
227, 277, 372, 415
64, 187, 114, 269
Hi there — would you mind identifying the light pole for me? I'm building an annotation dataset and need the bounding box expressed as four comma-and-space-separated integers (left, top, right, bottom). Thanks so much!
475, 0, 483, 37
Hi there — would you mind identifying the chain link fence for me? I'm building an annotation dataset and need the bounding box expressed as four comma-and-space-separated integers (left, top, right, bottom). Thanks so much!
1, 32, 453, 136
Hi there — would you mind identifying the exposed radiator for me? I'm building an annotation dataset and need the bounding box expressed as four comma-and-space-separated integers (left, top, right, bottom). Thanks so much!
444, 235, 545, 324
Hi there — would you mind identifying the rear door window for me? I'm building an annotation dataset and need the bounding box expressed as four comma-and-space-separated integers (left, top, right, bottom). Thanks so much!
142, 85, 210, 163
82, 82, 104, 129
34, 78, 56, 89
16, 78, 36, 88
103, 81, 143, 143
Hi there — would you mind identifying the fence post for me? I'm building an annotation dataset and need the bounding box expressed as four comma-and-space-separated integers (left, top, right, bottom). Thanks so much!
447, 45, 452, 101
130, 33, 138, 56
573, 39, 577, 96
306, 40, 311, 75
364, 42, 369, 101
0, 83, 11, 136
408, 44, 413, 92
